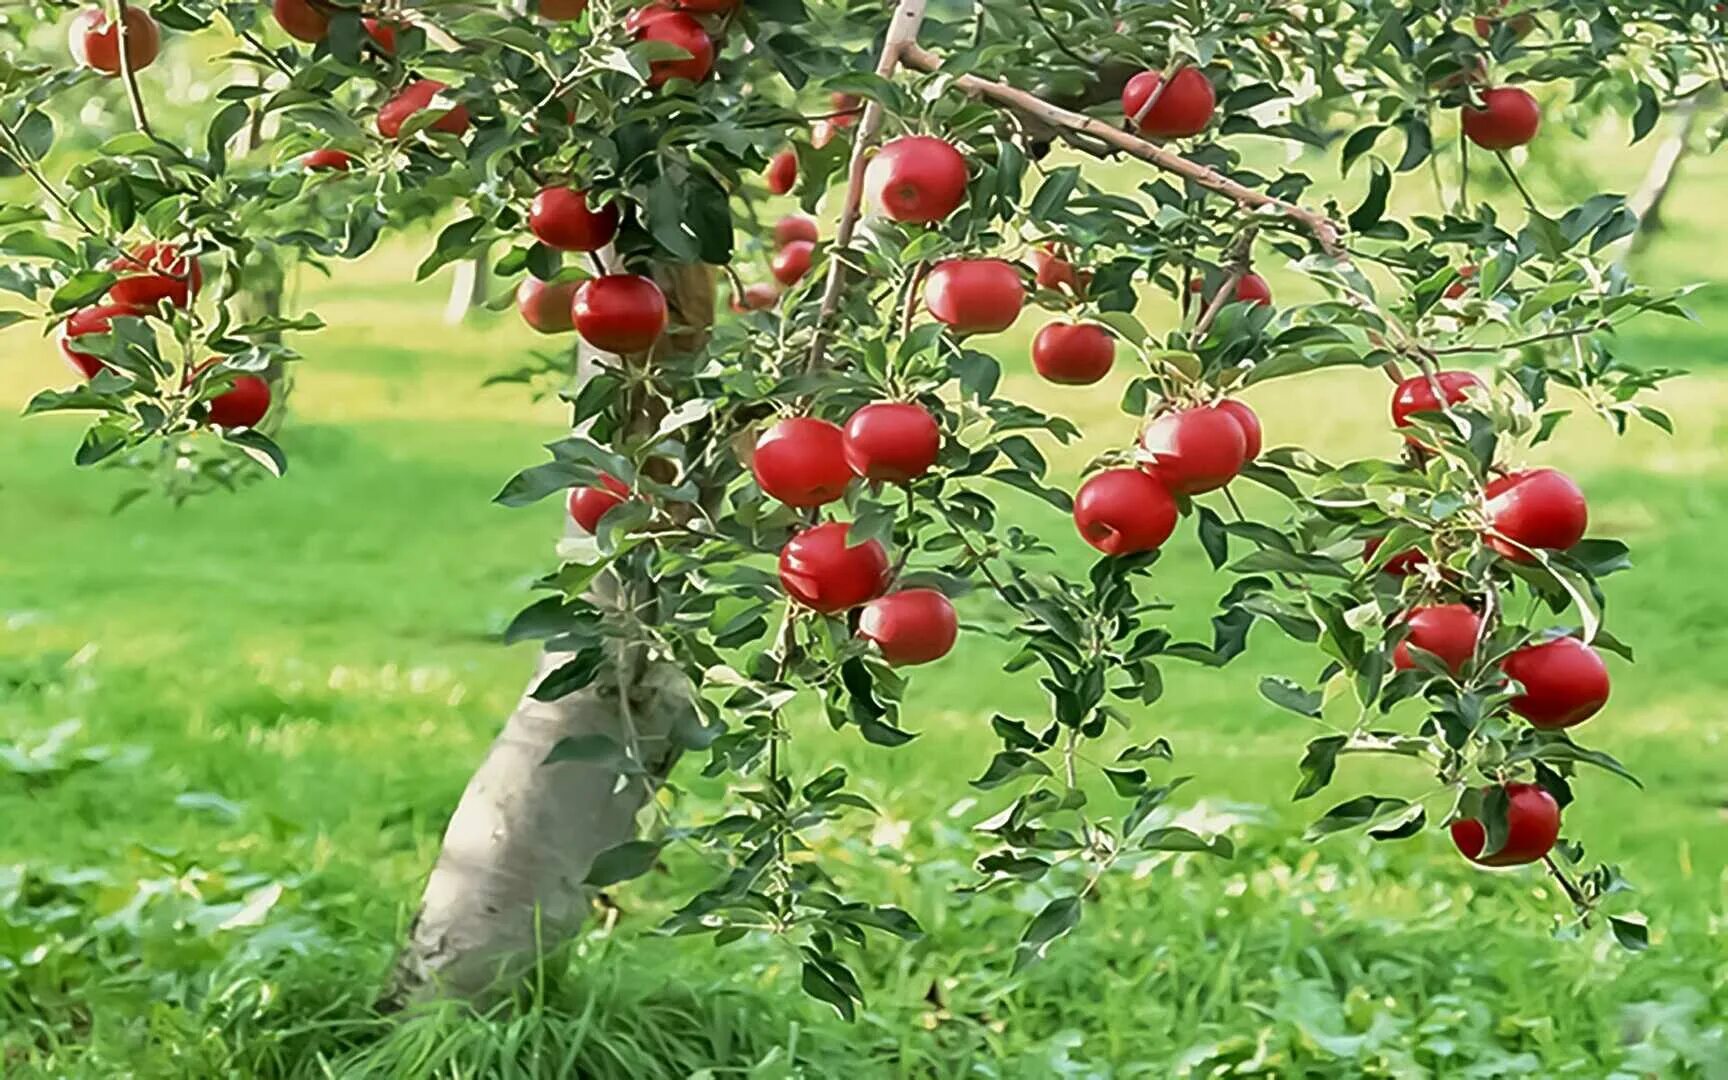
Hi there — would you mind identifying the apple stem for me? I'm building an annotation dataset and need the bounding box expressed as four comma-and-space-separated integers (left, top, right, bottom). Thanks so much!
805, 0, 930, 375
900, 45, 1346, 257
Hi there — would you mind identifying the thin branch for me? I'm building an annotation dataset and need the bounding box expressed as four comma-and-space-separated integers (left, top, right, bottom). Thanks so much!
1129, 56, 1187, 130
1542, 853, 1591, 911
900, 45, 1346, 256
1493, 150, 1540, 213
1188, 224, 1258, 342
0, 120, 103, 238
804, 0, 930, 373
1025, 0, 1092, 68
114, 0, 154, 139
1428, 320, 1611, 356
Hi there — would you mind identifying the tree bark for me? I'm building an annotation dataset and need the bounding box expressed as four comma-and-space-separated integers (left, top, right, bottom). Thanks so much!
442, 249, 491, 326
387, 261, 716, 1007
1627, 96, 1707, 256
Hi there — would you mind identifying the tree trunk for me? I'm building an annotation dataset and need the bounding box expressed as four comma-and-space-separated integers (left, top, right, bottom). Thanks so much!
1627, 95, 1708, 255
443, 248, 491, 326
387, 261, 716, 1007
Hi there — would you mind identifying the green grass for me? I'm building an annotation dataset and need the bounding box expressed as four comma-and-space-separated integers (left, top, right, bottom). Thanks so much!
7, 162, 1728, 1074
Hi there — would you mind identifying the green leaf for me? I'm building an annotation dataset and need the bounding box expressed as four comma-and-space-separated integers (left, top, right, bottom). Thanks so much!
648, 172, 700, 260
205, 100, 251, 176
1608, 915, 1649, 951
1139, 827, 1232, 857
584, 839, 662, 886
1347, 159, 1390, 233
1630, 85, 1659, 145
1305, 795, 1410, 839
416, 218, 490, 281
543, 733, 626, 765
1012, 895, 1080, 973
1292, 734, 1345, 800
1261, 676, 1321, 719
531, 650, 605, 701
1028, 166, 1079, 220
51, 271, 118, 312
800, 958, 858, 1021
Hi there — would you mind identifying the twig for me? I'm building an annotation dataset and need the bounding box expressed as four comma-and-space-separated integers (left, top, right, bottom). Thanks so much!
1428, 320, 1611, 355
1494, 151, 1540, 213
804, 0, 930, 373
1189, 225, 1258, 342
1541, 853, 1591, 911
896, 259, 929, 340
114, 0, 154, 139
900, 45, 1346, 256
0, 120, 103, 238
1129, 56, 1188, 131
1025, 0, 1093, 68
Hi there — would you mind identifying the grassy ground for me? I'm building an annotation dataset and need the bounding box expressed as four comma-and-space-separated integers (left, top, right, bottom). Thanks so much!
6, 155, 1728, 1074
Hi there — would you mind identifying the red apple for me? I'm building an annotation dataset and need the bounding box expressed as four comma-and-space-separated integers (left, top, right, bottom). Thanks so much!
1502, 636, 1609, 730
1473, 5, 1536, 39
731, 282, 780, 311
774, 214, 819, 247
57, 303, 142, 379
771, 240, 815, 286
1483, 468, 1587, 561
205, 372, 272, 429
538, 0, 589, 19
529, 186, 620, 252
377, 79, 471, 138
568, 473, 632, 532
572, 274, 668, 353
924, 258, 1024, 335
1462, 86, 1541, 150
1192, 272, 1272, 307
626, 5, 714, 87
765, 150, 797, 195
778, 522, 891, 613
1120, 67, 1215, 138
1392, 603, 1481, 674
1450, 783, 1560, 867
842, 402, 940, 482
1215, 399, 1262, 460
1073, 469, 1178, 556
1139, 405, 1248, 495
1363, 536, 1426, 576
829, 91, 861, 126
1031, 321, 1114, 386
864, 135, 969, 223
752, 417, 852, 506
301, 148, 355, 171
516, 276, 580, 334
1031, 245, 1087, 295
672, 0, 738, 10
860, 589, 958, 665
108, 243, 202, 310
273, 0, 329, 43
68, 6, 161, 76
363, 17, 398, 52
1390, 370, 1485, 430
1445, 264, 1478, 300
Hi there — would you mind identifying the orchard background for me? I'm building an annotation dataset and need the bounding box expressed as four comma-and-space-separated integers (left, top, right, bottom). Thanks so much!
3, 0, 1728, 1075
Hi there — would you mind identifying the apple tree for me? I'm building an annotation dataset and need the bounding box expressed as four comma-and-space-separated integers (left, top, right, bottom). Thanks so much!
1, 0, 1714, 1008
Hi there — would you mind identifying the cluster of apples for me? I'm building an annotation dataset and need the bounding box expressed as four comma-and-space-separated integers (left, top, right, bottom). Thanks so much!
1378, 369, 1604, 867
56, 245, 272, 429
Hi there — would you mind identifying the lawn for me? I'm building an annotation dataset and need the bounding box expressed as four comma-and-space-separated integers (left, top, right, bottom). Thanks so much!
4, 152, 1728, 1075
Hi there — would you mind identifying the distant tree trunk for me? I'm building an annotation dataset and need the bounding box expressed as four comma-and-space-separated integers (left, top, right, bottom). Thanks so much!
386, 261, 716, 1007
443, 247, 491, 325
1628, 95, 1710, 255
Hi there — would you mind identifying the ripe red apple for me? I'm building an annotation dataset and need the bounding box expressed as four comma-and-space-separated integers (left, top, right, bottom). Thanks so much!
1445, 264, 1478, 300
538, 0, 588, 19
752, 417, 852, 506
1473, 5, 1536, 39
671, 0, 738, 10
771, 240, 815, 286
864, 136, 969, 223
108, 243, 202, 310
572, 273, 668, 353
363, 17, 398, 52
1031, 321, 1114, 386
1502, 636, 1609, 730
1363, 536, 1426, 576
1139, 405, 1248, 495
1392, 603, 1481, 674
731, 282, 780, 311
301, 148, 355, 171
377, 79, 471, 139
1483, 468, 1587, 561
1030, 245, 1087, 295
1120, 67, 1215, 138
1215, 399, 1262, 460
57, 303, 141, 379
205, 373, 272, 429
1390, 370, 1485, 429
1073, 469, 1178, 556
568, 473, 632, 533
860, 589, 958, 666
774, 214, 818, 247
778, 522, 891, 614
68, 6, 161, 76
529, 186, 620, 252
1462, 86, 1541, 150
625, 5, 714, 87
516, 276, 580, 334
1450, 783, 1560, 867
273, 0, 329, 43
842, 402, 940, 482
924, 259, 1025, 335
765, 150, 797, 195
